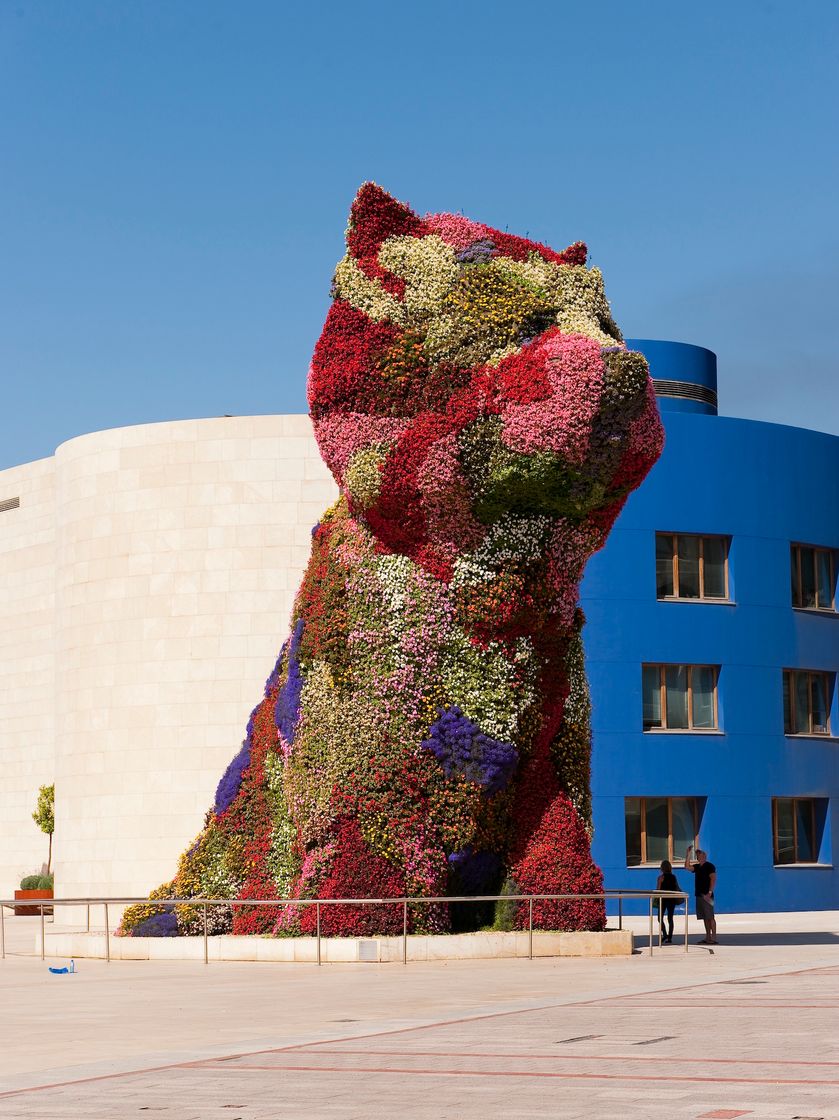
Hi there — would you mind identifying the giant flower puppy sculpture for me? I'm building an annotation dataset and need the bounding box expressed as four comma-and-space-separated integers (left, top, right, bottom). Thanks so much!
122, 185, 664, 939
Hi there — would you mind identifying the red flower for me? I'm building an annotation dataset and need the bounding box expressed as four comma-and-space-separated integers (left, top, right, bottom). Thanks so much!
299, 819, 407, 937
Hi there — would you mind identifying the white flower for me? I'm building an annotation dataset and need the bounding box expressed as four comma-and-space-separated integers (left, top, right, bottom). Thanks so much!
333, 253, 406, 324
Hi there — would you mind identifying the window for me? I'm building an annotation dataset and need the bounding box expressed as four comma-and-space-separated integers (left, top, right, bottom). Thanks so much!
791, 544, 835, 611
656, 533, 729, 600
642, 664, 719, 730
773, 798, 819, 864
783, 670, 832, 735
625, 797, 700, 866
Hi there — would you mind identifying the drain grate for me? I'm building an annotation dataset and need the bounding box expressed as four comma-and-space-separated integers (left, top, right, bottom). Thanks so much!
723, 979, 767, 984
635, 1035, 676, 1045
357, 939, 378, 962
555, 1035, 601, 1043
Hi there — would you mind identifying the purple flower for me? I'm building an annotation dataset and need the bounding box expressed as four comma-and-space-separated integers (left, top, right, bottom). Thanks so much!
275, 618, 305, 743
456, 238, 497, 264
132, 910, 178, 937
214, 740, 251, 815
422, 706, 518, 794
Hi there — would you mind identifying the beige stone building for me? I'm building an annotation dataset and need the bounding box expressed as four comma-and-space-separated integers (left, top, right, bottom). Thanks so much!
0, 416, 337, 911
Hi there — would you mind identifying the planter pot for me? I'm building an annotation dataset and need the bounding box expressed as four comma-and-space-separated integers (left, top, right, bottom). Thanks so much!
13, 889, 53, 917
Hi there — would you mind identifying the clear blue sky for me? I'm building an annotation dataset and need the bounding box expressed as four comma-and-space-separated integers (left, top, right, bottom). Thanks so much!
2, 0, 837, 469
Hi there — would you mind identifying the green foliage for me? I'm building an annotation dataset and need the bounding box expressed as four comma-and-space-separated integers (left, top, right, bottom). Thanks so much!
32, 784, 54, 837
459, 418, 609, 523
19, 873, 53, 890
492, 877, 520, 931
600, 348, 650, 411
31, 783, 55, 876
550, 620, 593, 828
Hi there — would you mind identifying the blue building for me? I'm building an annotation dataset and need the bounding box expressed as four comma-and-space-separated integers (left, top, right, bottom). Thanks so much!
582, 340, 839, 913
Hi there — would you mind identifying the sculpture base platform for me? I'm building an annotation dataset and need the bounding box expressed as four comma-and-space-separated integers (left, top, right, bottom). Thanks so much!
40, 927, 632, 963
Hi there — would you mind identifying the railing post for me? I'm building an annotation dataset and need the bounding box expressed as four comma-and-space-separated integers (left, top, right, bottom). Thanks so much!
1, 903, 5, 960
658, 897, 662, 949
40, 902, 45, 961
104, 902, 110, 963
203, 902, 208, 965
316, 902, 321, 966
528, 898, 533, 960
402, 900, 408, 965
618, 895, 622, 931
648, 896, 653, 957
684, 893, 689, 952
86, 904, 90, 933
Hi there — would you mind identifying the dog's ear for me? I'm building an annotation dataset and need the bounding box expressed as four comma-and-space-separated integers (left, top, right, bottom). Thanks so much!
346, 182, 425, 262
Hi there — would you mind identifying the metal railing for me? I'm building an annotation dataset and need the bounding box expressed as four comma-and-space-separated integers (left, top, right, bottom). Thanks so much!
0, 889, 690, 965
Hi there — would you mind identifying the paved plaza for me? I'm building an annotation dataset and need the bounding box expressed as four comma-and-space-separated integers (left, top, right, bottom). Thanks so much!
1, 913, 838, 1119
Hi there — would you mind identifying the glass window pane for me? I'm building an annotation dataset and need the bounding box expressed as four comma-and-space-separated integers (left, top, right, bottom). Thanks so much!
810, 674, 829, 734
643, 666, 662, 729
625, 798, 641, 866
791, 547, 801, 607
702, 537, 727, 598
775, 799, 795, 864
665, 665, 689, 728
691, 667, 717, 728
783, 672, 792, 734
795, 800, 815, 862
645, 798, 669, 864
671, 798, 695, 862
801, 547, 816, 608
677, 536, 700, 598
656, 535, 674, 597
817, 551, 833, 609
795, 672, 810, 734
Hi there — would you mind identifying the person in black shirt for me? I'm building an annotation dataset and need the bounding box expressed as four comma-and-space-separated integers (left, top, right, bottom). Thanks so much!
656, 859, 681, 944
684, 844, 717, 944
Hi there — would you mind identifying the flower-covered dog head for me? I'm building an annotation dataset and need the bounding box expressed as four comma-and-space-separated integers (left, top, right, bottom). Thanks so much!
309, 184, 663, 580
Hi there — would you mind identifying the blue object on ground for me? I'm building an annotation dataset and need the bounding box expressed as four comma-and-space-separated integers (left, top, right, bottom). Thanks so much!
48, 960, 75, 975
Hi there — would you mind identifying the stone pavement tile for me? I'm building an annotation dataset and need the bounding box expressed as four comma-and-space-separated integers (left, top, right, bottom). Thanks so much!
2, 912, 839, 1118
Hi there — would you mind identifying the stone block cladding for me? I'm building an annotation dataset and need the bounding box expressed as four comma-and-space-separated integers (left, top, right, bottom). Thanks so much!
0, 415, 337, 911
0, 457, 56, 890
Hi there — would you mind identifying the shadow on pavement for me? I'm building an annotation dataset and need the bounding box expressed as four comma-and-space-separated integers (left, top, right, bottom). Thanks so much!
701, 930, 839, 947
634, 930, 839, 950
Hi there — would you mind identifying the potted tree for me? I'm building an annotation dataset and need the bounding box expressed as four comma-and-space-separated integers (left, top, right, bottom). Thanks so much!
14, 785, 54, 916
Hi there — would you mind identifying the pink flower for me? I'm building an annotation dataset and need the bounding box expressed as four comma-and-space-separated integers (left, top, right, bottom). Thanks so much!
423, 212, 488, 250
314, 412, 409, 480
500, 335, 606, 463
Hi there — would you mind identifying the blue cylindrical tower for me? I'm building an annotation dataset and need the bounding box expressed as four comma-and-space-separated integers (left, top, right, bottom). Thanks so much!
626, 337, 718, 415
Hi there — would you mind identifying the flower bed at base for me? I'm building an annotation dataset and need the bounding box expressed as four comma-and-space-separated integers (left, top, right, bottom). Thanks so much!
121, 184, 663, 940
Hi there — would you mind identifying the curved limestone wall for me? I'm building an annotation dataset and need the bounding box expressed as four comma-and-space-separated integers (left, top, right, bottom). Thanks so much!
0, 457, 56, 892
0, 416, 337, 910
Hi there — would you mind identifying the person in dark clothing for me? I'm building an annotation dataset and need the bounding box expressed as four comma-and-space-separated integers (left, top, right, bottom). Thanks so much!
684, 844, 717, 944
656, 859, 681, 944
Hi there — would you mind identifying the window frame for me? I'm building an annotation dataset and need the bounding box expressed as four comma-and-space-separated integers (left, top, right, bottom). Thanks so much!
772, 797, 818, 865
642, 663, 720, 731
656, 532, 730, 602
625, 796, 700, 866
790, 543, 836, 612
782, 669, 833, 736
